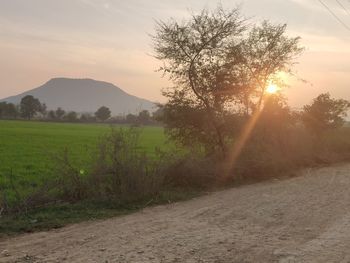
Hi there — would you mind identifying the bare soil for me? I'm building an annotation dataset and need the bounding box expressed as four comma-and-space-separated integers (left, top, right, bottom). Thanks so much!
1, 164, 350, 263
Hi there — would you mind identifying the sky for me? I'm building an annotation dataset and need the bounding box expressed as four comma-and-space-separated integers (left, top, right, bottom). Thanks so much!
0, 0, 349, 108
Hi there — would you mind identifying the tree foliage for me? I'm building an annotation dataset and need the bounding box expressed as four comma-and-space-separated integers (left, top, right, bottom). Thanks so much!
0, 102, 18, 119
138, 110, 151, 124
80, 113, 95, 122
55, 107, 66, 120
302, 93, 350, 133
64, 111, 78, 122
20, 95, 43, 120
95, 106, 111, 121
153, 6, 303, 156
47, 110, 56, 120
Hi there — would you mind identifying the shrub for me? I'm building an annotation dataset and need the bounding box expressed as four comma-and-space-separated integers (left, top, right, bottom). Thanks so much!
302, 93, 350, 133
89, 128, 166, 203
0, 128, 170, 215
163, 154, 219, 189
52, 147, 89, 202
2, 124, 350, 218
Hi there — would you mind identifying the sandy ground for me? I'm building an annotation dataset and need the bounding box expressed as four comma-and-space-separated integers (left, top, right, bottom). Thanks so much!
1, 164, 350, 263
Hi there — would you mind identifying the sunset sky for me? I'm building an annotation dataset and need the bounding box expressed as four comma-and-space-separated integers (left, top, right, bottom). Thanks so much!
0, 0, 349, 108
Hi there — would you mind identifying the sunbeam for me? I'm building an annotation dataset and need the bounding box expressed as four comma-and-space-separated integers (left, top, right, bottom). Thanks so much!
223, 105, 265, 179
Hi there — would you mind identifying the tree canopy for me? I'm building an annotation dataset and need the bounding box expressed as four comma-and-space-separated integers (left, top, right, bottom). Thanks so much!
55, 107, 66, 120
302, 93, 350, 133
20, 95, 43, 120
0, 102, 18, 119
153, 6, 303, 156
95, 106, 111, 121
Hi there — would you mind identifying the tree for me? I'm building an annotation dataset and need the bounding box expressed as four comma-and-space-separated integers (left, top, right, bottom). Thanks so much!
138, 110, 151, 124
153, 6, 303, 156
80, 113, 95, 122
47, 110, 56, 120
0, 102, 18, 119
254, 94, 296, 144
126, 113, 137, 124
95, 106, 111, 121
55, 107, 65, 120
302, 93, 350, 133
64, 111, 78, 122
20, 95, 42, 120
152, 106, 164, 122
39, 103, 47, 117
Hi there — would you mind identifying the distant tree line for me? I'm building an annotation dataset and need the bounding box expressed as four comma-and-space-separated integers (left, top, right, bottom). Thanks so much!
0, 102, 18, 119
0, 95, 161, 125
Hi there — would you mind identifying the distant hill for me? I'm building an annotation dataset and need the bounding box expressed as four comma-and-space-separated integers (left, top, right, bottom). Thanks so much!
0, 78, 155, 115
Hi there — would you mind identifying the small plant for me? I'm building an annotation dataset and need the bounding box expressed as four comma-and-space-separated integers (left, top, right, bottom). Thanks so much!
89, 128, 165, 203
52, 147, 89, 202
0, 169, 22, 214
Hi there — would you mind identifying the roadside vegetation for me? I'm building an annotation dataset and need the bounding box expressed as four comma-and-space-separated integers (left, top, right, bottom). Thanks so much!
0, 121, 167, 208
1, 5, 350, 236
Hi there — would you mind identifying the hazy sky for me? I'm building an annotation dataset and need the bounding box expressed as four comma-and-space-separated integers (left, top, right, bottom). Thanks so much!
0, 0, 349, 107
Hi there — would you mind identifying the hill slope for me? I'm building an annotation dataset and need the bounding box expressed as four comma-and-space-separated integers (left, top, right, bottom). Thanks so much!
0, 78, 155, 114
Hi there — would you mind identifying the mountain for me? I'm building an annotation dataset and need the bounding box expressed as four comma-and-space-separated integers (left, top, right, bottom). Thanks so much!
0, 78, 155, 115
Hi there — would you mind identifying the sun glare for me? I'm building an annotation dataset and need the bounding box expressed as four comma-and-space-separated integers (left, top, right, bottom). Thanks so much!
266, 84, 279, 94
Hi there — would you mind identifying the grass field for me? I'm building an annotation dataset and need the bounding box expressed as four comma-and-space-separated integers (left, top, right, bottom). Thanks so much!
0, 120, 168, 202
0, 120, 198, 236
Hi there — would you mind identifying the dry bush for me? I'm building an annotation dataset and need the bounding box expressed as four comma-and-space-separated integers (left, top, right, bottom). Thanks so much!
163, 154, 219, 189
88, 128, 166, 203
50, 127, 170, 204
1, 128, 170, 215
315, 128, 350, 162
232, 124, 350, 180
52, 147, 89, 202
3, 124, 350, 217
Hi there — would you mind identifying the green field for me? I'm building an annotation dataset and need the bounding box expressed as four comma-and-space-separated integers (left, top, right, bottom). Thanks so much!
0, 120, 196, 235
0, 120, 167, 200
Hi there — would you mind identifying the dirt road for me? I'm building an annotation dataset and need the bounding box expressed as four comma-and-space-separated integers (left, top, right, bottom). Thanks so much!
1, 164, 350, 263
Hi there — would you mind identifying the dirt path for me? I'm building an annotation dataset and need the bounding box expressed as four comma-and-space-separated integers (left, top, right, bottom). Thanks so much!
1, 164, 350, 263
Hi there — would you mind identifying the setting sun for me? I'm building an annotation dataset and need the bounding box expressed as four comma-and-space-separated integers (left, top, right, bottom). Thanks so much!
266, 84, 279, 94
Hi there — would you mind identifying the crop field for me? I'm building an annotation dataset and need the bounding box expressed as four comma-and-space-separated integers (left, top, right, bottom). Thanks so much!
0, 120, 168, 201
